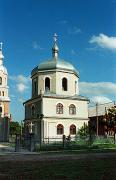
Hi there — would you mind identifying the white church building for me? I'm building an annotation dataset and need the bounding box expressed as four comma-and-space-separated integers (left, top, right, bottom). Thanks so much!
0, 43, 10, 118
24, 35, 89, 142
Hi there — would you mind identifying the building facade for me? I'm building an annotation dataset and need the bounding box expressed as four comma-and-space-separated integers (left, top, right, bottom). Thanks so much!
24, 35, 89, 142
0, 43, 10, 141
0, 44, 10, 118
89, 101, 116, 135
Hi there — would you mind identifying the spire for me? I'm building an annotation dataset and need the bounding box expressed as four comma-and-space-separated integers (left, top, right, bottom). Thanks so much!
0, 42, 3, 50
52, 33, 59, 59
0, 42, 4, 65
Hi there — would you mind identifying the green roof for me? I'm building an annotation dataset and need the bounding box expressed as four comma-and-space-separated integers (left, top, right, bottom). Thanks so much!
31, 58, 79, 77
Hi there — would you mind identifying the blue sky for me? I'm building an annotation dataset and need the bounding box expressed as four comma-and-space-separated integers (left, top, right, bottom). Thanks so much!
0, 0, 116, 121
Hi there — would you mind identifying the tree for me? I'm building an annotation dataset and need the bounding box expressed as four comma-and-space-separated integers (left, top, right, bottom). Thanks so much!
78, 123, 89, 138
77, 122, 96, 146
10, 121, 21, 136
103, 106, 116, 135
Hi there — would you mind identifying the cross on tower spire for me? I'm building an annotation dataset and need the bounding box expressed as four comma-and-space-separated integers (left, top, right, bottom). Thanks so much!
0, 42, 3, 50
53, 33, 58, 42
52, 33, 59, 59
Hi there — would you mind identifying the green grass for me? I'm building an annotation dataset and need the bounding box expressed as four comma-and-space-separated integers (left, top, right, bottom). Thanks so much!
0, 154, 116, 179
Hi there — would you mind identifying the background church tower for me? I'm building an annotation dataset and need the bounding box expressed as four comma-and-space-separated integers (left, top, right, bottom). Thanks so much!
0, 43, 10, 118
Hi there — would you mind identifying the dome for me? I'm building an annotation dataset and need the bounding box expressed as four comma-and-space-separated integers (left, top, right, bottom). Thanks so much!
31, 34, 79, 77
0, 65, 8, 75
32, 58, 79, 77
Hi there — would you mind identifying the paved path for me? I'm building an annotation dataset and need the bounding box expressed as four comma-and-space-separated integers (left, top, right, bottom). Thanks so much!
0, 151, 116, 162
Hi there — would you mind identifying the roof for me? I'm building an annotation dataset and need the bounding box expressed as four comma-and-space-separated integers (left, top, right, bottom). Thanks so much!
0, 65, 8, 75
31, 58, 79, 77
23, 92, 89, 105
88, 101, 116, 117
43, 92, 89, 101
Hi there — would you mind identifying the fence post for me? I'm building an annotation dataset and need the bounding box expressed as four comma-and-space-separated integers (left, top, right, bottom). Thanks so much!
114, 133, 116, 144
48, 137, 49, 144
62, 135, 66, 148
29, 133, 35, 152
15, 134, 21, 152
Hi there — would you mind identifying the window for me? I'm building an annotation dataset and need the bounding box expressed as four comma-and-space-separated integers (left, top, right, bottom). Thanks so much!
34, 81, 37, 93
75, 81, 77, 93
0, 77, 2, 85
31, 105, 35, 116
2, 91, 4, 96
45, 77, 50, 92
56, 103, 63, 114
70, 124, 76, 135
57, 124, 64, 135
32, 78, 37, 95
69, 104, 76, 115
0, 107, 2, 113
62, 78, 67, 91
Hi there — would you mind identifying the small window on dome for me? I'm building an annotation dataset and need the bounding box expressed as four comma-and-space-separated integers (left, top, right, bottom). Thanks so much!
62, 78, 67, 91
0, 77, 2, 85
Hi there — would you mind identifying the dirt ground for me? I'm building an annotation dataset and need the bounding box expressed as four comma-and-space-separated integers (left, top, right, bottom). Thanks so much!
0, 152, 116, 180
0, 151, 116, 161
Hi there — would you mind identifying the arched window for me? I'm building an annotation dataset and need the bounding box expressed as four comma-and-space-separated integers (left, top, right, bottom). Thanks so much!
57, 124, 64, 135
0, 107, 2, 113
69, 104, 76, 114
34, 81, 37, 93
45, 77, 50, 91
56, 103, 63, 114
31, 105, 35, 116
70, 124, 76, 135
62, 78, 67, 91
75, 81, 77, 93
0, 77, 2, 85
33, 78, 37, 95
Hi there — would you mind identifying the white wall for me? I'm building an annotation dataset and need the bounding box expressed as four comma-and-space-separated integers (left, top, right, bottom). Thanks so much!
34, 70, 79, 96
43, 97, 88, 119
55, 71, 79, 96
43, 118, 88, 138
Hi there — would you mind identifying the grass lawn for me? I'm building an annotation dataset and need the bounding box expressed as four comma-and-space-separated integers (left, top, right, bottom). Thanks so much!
0, 152, 116, 180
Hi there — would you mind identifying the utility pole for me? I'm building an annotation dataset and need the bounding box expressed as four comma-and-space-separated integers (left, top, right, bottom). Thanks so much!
96, 103, 99, 137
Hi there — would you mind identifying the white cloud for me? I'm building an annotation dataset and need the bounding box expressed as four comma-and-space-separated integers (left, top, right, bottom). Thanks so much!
91, 96, 112, 104
10, 94, 16, 98
89, 33, 116, 50
79, 82, 116, 95
32, 41, 43, 50
70, 49, 78, 56
16, 83, 28, 93
19, 98, 25, 103
68, 27, 82, 35
9, 74, 31, 93
86, 46, 98, 51
9, 75, 30, 84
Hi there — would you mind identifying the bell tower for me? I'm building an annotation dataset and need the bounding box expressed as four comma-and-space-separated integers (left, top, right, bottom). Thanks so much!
0, 43, 10, 118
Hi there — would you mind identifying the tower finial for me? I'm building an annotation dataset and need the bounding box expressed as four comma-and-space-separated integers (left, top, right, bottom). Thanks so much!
52, 33, 59, 59
0, 42, 4, 62
0, 42, 3, 50
53, 33, 58, 42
